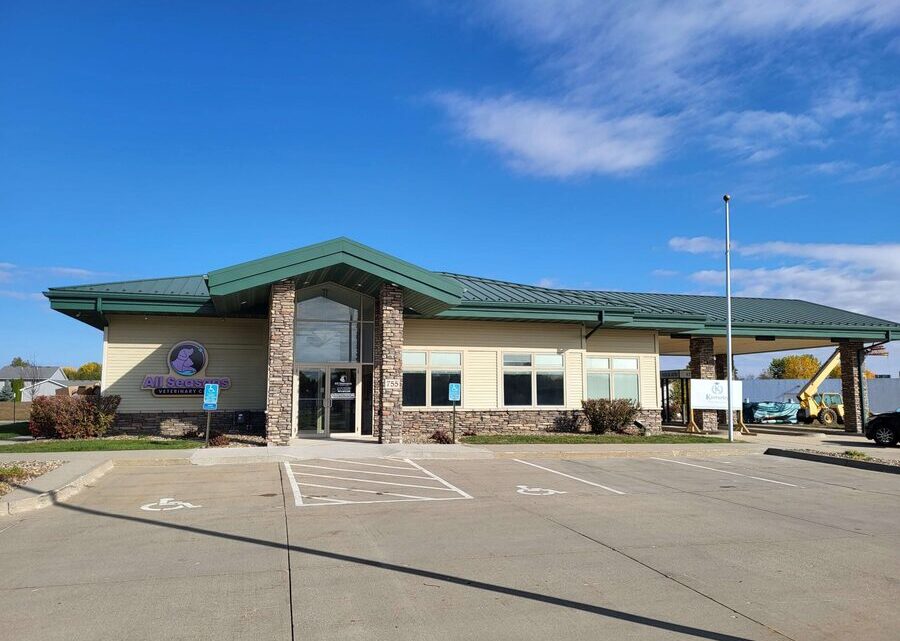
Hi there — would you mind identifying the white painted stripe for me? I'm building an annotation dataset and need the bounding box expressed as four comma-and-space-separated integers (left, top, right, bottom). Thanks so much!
283, 461, 303, 506
404, 458, 474, 499
512, 459, 626, 495
301, 495, 349, 505
289, 463, 432, 480
295, 497, 469, 508
321, 458, 415, 470
298, 482, 440, 501
293, 471, 459, 491
649, 458, 799, 487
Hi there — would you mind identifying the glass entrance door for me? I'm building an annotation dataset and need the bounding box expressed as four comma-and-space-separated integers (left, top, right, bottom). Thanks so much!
297, 369, 326, 436
328, 368, 357, 434
296, 365, 359, 437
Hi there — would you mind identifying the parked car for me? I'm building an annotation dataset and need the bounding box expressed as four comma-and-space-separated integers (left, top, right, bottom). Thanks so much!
865, 411, 900, 446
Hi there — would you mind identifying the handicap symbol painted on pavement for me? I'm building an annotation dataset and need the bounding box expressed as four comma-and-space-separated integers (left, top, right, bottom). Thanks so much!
140, 497, 202, 512
516, 485, 567, 496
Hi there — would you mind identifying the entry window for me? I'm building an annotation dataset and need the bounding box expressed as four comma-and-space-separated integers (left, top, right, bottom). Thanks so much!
402, 351, 462, 407
586, 355, 640, 403
503, 352, 565, 407
294, 285, 374, 364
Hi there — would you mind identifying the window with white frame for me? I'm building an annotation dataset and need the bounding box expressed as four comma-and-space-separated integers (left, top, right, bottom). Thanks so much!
585, 355, 640, 403
402, 350, 462, 407
502, 352, 565, 407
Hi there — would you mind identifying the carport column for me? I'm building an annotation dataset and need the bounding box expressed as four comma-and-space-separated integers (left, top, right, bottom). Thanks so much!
266, 279, 295, 445
839, 341, 866, 434
374, 283, 404, 443
689, 337, 718, 431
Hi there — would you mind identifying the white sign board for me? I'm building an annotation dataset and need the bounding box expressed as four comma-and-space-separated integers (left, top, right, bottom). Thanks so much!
690, 379, 743, 410
384, 379, 401, 390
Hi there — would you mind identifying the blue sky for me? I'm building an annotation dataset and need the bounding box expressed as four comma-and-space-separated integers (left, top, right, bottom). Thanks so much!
2, 1, 899, 376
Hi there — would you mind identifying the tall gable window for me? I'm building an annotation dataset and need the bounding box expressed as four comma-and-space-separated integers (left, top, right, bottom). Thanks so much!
294, 285, 374, 363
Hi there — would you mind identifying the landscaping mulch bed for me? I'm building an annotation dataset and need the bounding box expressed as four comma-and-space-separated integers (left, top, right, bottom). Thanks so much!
796, 448, 900, 467
0, 460, 64, 497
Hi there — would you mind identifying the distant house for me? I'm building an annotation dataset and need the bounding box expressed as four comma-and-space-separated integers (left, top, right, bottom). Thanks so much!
0, 365, 68, 401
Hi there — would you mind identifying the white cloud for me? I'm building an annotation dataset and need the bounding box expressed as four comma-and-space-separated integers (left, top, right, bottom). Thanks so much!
0, 290, 45, 302
434, 93, 673, 176
807, 160, 900, 182
535, 277, 559, 288
668, 236, 726, 254
709, 111, 824, 162
671, 236, 900, 322
434, 1, 900, 177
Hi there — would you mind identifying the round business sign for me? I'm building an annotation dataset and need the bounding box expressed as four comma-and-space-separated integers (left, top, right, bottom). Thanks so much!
167, 341, 207, 377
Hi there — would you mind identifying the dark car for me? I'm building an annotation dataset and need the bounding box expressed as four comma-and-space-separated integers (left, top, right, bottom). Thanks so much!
865, 410, 900, 446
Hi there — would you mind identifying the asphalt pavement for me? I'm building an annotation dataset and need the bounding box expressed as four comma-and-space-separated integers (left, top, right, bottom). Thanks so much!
2, 453, 898, 640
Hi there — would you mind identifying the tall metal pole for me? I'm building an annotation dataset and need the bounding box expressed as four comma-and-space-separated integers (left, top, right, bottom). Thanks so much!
724, 194, 734, 443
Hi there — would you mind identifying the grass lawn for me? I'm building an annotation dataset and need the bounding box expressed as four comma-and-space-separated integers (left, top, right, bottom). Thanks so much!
0, 464, 28, 483
0, 422, 30, 440
0, 437, 199, 453
460, 433, 731, 445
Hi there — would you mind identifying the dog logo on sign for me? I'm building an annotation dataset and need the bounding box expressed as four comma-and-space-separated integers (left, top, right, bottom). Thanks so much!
516, 485, 567, 496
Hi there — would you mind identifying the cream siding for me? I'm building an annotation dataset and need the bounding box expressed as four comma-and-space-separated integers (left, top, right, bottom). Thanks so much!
104, 315, 267, 412
565, 351, 583, 408
463, 351, 498, 409
585, 328, 656, 354
404, 319, 659, 411
405, 319, 582, 350
639, 355, 661, 410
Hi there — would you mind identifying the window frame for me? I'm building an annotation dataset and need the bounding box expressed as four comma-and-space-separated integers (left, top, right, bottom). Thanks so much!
584, 353, 641, 404
401, 350, 463, 408
501, 351, 566, 408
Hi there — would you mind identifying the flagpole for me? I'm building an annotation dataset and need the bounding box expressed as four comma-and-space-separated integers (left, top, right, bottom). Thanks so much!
724, 194, 734, 443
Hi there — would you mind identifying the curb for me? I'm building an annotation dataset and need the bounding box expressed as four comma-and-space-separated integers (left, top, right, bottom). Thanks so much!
764, 448, 900, 474
0, 459, 115, 516
490, 446, 765, 460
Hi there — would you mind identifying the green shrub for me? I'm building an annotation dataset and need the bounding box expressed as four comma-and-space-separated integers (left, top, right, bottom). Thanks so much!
429, 430, 453, 444
581, 398, 640, 434
29, 395, 121, 439
551, 410, 584, 433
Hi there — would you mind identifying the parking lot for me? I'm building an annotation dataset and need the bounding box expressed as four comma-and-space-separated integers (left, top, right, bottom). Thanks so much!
2, 453, 899, 640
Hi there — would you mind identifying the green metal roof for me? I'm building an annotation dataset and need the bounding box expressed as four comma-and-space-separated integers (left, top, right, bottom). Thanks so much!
44, 238, 900, 341
441, 273, 899, 330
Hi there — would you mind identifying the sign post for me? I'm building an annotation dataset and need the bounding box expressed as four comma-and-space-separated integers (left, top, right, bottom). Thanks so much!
448, 382, 461, 443
688, 379, 747, 435
202, 383, 220, 447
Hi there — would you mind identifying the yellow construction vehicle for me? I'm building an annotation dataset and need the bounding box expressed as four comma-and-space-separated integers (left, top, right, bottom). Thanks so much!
796, 349, 844, 427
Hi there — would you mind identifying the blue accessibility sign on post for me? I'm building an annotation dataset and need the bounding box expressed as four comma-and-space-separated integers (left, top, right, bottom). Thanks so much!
203, 383, 220, 411
448, 383, 461, 403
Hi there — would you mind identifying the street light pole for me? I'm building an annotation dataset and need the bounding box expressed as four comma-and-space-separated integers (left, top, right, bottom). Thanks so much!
724, 194, 734, 443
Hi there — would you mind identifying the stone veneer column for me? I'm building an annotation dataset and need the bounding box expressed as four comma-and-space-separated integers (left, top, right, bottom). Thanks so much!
266, 280, 295, 445
839, 341, 866, 434
374, 284, 403, 443
689, 337, 718, 431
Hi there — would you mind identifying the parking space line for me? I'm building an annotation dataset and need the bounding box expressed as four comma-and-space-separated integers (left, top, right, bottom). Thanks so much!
512, 459, 626, 495
299, 482, 443, 501
649, 457, 799, 487
288, 463, 433, 480
321, 458, 416, 470
290, 470, 461, 491
404, 458, 474, 499
283, 461, 304, 506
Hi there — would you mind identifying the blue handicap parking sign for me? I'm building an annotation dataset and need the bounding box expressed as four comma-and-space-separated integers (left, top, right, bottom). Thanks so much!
448, 383, 461, 402
203, 383, 219, 411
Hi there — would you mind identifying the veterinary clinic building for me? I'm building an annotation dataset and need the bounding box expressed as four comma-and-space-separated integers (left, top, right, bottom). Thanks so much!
46, 238, 900, 445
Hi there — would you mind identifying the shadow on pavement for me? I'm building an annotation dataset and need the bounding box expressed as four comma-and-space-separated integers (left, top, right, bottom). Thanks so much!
10, 483, 768, 641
